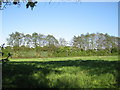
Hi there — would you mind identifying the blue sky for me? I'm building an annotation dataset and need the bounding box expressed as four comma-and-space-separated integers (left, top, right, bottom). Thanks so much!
1, 2, 118, 45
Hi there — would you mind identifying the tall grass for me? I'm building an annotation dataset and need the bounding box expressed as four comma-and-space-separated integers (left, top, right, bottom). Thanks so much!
2, 56, 119, 88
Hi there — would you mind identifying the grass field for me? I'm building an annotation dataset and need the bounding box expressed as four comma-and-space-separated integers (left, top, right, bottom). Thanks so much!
2, 56, 120, 88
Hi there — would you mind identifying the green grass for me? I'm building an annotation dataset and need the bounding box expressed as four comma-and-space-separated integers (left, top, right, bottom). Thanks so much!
2, 56, 120, 88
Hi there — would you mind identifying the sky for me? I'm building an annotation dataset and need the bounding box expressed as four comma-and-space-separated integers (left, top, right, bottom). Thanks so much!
0, 2, 118, 45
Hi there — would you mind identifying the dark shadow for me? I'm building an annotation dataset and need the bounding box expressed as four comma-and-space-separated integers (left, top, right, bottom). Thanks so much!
2, 59, 120, 88
2, 62, 60, 88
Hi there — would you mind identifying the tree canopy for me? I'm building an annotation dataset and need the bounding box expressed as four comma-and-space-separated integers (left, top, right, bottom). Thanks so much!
3, 32, 119, 58
0, 0, 80, 10
0, 0, 38, 10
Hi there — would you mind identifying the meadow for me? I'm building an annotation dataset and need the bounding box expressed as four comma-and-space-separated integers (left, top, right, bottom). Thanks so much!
2, 56, 120, 88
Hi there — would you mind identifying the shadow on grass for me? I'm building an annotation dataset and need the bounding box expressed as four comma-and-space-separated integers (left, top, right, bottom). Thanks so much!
2, 63, 54, 88
2, 59, 120, 88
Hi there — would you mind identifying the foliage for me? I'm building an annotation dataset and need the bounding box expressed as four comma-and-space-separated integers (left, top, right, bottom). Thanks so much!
5, 32, 119, 58
0, 0, 38, 10
0, 44, 12, 64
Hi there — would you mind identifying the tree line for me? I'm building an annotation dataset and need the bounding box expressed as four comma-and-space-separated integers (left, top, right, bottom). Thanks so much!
2, 32, 119, 58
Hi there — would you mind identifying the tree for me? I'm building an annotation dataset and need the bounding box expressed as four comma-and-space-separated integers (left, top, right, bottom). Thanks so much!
46, 35, 59, 47
46, 35, 59, 56
32, 32, 39, 48
38, 34, 46, 47
103, 33, 111, 50
72, 36, 78, 48
96, 33, 104, 50
0, 43, 12, 64
0, 0, 38, 10
6, 32, 119, 57
90, 33, 95, 49
7, 31, 23, 47
0, 0, 81, 10
7, 32, 24, 57
24, 34, 32, 48
64, 46, 70, 56
85, 33, 90, 50
58, 38, 67, 47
